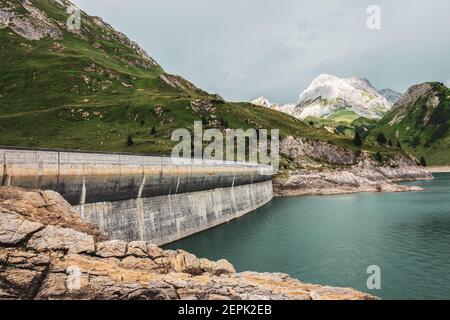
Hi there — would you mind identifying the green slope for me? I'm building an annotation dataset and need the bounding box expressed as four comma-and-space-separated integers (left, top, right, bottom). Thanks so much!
371, 82, 450, 165
327, 110, 361, 123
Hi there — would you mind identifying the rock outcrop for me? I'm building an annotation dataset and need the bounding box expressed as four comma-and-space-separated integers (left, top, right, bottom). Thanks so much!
0, 0, 159, 70
0, 186, 376, 300
276, 139, 432, 196
0, 0, 62, 40
281, 136, 356, 166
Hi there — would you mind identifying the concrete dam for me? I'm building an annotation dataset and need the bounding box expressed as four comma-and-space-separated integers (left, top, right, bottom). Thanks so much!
0, 147, 274, 245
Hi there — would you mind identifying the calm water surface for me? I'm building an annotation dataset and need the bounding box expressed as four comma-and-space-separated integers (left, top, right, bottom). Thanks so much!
166, 173, 450, 299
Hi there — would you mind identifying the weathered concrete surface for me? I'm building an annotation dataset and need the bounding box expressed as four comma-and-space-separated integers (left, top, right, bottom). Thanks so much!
0, 148, 272, 205
75, 180, 273, 245
0, 148, 273, 244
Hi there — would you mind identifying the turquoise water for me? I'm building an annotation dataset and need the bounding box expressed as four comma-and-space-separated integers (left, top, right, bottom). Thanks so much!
165, 173, 450, 299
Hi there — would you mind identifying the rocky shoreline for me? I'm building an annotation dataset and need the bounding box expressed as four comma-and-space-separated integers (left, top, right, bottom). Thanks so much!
0, 186, 376, 300
428, 166, 450, 173
274, 181, 424, 197
275, 145, 432, 197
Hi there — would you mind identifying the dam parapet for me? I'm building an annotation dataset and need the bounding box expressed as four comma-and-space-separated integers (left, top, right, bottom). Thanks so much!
0, 147, 273, 245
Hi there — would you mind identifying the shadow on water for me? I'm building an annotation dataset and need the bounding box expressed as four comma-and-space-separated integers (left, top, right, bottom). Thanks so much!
165, 173, 450, 299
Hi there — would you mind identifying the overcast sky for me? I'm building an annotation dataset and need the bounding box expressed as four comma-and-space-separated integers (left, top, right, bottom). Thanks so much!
72, 0, 450, 104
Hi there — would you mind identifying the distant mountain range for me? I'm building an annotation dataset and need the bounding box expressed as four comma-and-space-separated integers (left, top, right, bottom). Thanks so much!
252, 76, 450, 165
252, 74, 402, 121
251, 97, 296, 115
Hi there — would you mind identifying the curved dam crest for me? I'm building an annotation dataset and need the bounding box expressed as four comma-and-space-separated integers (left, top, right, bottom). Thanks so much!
0, 147, 273, 245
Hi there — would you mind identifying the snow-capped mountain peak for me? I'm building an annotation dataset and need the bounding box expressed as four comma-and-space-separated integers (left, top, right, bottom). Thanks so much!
293, 74, 393, 120
251, 75, 401, 122
251, 97, 296, 114
251, 96, 272, 108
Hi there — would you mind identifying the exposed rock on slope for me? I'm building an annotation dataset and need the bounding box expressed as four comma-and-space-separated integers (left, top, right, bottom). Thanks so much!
0, 0, 159, 69
276, 137, 432, 196
0, 186, 377, 300
281, 136, 356, 166
378, 88, 402, 105
0, 0, 62, 40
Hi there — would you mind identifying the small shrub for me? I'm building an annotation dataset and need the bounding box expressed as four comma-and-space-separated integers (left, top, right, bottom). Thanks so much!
375, 151, 382, 162
126, 135, 134, 146
150, 126, 157, 136
420, 156, 427, 167
411, 135, 421, 148
376, 132, 387, 145
354, 131, 362, 147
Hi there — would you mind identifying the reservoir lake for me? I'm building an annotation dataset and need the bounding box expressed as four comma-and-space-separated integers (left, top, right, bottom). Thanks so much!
166, 173, 450, 299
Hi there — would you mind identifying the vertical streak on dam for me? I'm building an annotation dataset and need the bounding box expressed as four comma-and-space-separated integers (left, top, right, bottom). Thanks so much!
0, 147, 274, 245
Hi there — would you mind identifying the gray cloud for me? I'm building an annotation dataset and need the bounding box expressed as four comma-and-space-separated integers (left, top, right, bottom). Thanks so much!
72, 0, 450, 104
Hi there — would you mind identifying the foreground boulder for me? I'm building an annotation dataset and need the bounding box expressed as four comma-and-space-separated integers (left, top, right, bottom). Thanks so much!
0, 186, 377, 300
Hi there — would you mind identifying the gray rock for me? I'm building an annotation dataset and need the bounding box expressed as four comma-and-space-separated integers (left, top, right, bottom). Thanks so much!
281, 136, 355, 165
28, 225, 95, 254
147, 244, 163, 258
96, 240, 127, 258
190, 99, 216, 113
0, 212, 43, 245
126, 241, 148, 257
3, 2, 62, 40
200, 258, 236, 275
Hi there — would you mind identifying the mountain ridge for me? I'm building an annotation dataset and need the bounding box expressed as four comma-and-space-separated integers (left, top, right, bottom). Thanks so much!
371, 81, 450, 165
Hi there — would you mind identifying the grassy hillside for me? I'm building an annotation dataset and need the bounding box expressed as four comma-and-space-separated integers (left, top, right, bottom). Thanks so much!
370, 82, 450, 166
304, 113, 376, 141
0, 0, 395, 162
327, 110, 361, 123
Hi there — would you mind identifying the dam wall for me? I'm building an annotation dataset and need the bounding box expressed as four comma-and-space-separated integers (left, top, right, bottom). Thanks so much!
0, 147, 273, 244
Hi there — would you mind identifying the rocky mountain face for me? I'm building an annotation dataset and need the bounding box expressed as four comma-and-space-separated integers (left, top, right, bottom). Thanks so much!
293, 74, 393, 120
378, 88, 402, 105
0, 0, 62, 40
0, 186, 376, 300
276, 136, 432, 196
372, 82, 450, 165
251, 96, 296, 114
0, 0, 161, 69
280, 136, 356, 166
